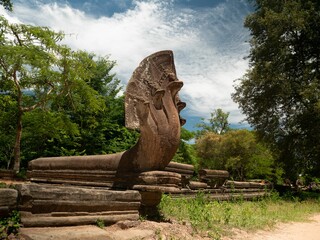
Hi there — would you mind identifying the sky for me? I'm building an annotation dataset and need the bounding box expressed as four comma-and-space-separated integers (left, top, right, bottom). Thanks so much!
1, 0, 254, 131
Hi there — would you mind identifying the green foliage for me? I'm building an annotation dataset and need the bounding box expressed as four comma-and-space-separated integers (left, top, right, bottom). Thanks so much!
172, 141, 198, 167
0, 15, 105, 170
180, 127, 195, 141
196, 108, 230, 136
21, 110, 80, 161
160, 192, 320, 238
0, 95, 16, 168
196, 129, 279, 181
0, 0, 12, 11
0, 210, 21, 239
95, 219, 105, 229
196, 132, 223, 169
0, 15, 139, 169
232, 0, 320, 179
172, 128, 199, 167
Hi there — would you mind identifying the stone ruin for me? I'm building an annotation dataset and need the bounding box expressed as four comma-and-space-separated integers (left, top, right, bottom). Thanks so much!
0, 51, 271, 227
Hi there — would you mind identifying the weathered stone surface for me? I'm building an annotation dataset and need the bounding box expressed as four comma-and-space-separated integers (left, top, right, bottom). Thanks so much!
20, 224, 155, 240
132, 185, 181, 193
198, 169, 230, 188
0, 170, 15, 179
223, 188, 267, 193
15, 183, 141, 227
188, 181, 208, 190
224, 180, 270, 189
15, 183, 140, 203
21, 213, 139, 227
170, 190, 269, 201
29, 170, 182, 190
163, 162, 195, 188
125, 51, 185, 130
0, 188, 18, 217
165, 167, 194, 175
167, 162, 194, 171
20, 225, 112, 240
199, 169, 230, 178
139, 191, 162, 207
0, 188, 18, 207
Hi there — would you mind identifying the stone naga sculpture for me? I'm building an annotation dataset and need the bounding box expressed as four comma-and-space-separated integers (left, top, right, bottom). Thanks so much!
28, 50, 186, 173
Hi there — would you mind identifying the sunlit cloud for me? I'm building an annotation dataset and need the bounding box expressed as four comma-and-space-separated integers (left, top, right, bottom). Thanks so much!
1, 0, 252, 127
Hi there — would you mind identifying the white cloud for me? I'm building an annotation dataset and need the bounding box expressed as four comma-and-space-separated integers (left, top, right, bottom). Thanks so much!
1, 0, 252, 126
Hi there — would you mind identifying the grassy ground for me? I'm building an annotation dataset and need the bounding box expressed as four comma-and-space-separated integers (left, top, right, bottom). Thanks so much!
159, 191, 320, 239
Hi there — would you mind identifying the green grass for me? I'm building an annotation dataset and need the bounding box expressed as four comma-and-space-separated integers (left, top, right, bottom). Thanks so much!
159, 191, 320, 239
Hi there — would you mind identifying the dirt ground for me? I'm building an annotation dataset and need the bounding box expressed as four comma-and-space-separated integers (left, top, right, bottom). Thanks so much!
18, 214, 320, 240
223, 214, 320, 240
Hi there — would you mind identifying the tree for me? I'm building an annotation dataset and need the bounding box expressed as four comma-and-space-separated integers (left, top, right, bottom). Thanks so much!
196, 108, 230, 136
49, 55, 139, 156
221, 130, 275, 181
196, 129, 277, 181
172, 128, 199, 167
0, 0, 12, 11
232, 0, 320, 178
20, 109, 81, 166
196, 131, 223, 169
14, 56, 139, 169
0, 94, 16, 168
0, 16, 104, 171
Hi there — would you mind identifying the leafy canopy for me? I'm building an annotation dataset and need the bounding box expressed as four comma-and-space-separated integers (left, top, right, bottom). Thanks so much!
232, 0, 320, 178
0, 0, 12, 11
0, 16, 138, 170
196, 108, 230, 136
196, 129, 276, 181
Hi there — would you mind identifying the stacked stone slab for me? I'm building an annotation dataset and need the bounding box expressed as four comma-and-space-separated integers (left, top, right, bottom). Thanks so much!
15, 183, 141, 227
165, 162, 194, 187
224, 180, 271, 190
27, 169, 118, 188
1, 166, 272, 227
27, 169, 181, 190
25, 170, 182, 223
222, 180, 272, 195
0, 188, 18, 217
198, 169, 229, 188
0, 170, 15, 179
159, 164, 271, 200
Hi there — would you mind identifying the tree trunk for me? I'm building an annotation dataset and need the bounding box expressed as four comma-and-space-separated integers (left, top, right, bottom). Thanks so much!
12, 110, 22, 172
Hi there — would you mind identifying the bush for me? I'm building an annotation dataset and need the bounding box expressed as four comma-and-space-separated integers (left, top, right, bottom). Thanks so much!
0, 210, 21, 239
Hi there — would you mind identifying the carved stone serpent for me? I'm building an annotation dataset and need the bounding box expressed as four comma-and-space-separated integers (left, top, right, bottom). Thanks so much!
28, 50, 186, 174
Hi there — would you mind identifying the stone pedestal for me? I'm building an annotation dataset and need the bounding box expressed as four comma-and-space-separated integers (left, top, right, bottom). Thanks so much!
15, 183, 141, 227
0, 188, 18, 217
20, 170, 182, 226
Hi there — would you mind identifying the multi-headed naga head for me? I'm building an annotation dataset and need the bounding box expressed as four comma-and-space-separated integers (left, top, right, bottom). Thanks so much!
124, 50, 186, 171
125, 50, 186, 130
